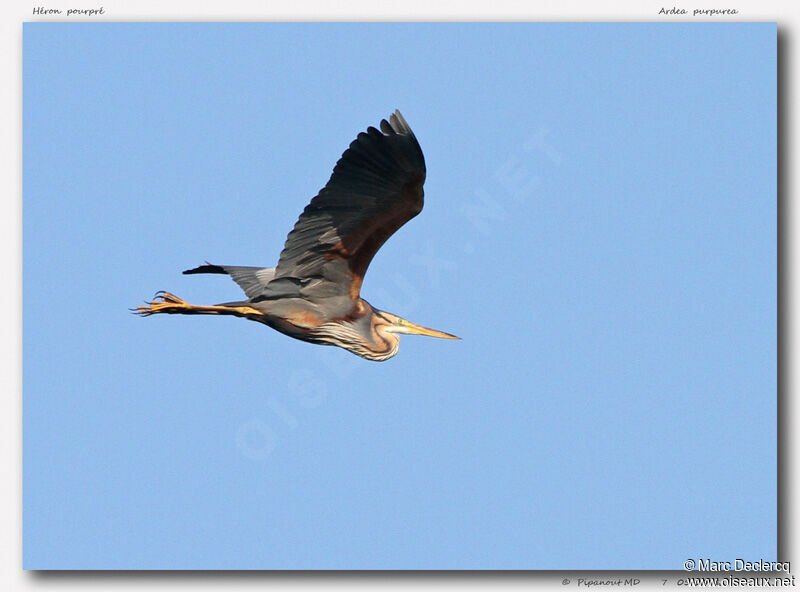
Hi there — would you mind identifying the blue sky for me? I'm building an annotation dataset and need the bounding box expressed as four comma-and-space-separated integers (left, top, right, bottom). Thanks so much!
23, 23, 776, 569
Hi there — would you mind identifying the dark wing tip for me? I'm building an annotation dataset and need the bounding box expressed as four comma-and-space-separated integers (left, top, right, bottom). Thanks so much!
390, 110, 412, 134
378, 110, 413, 137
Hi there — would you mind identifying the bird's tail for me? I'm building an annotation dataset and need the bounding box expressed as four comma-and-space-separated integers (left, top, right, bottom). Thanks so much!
183, 263, 276, 299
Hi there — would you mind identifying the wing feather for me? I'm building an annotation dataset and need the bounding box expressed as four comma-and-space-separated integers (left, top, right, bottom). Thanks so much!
273, 110, 426, 310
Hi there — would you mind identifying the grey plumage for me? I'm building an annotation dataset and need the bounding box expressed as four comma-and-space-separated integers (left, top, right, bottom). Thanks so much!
183, 264, 276, 300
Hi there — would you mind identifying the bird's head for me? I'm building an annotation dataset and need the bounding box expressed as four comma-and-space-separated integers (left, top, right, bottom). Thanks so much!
374, 310, 460, 340
308, 308, 459, 362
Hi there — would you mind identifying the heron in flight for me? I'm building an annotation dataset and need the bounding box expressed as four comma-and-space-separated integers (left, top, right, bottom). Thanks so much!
134, 110, 459, 361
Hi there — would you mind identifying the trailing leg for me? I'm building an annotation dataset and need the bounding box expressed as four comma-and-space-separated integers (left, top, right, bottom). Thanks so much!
132, 291, 264, 319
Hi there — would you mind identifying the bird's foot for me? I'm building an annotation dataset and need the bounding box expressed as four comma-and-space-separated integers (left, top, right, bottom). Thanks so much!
131, 291, 188, 316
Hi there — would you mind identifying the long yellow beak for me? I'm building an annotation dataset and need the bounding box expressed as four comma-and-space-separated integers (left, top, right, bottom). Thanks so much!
395, 318, 460, 340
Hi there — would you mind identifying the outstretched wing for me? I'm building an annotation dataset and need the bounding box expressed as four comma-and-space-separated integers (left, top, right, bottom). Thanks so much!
272, 110, 426, 305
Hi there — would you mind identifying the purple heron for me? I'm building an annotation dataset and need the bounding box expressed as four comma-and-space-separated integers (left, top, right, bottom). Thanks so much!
134, 110, 459, 361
